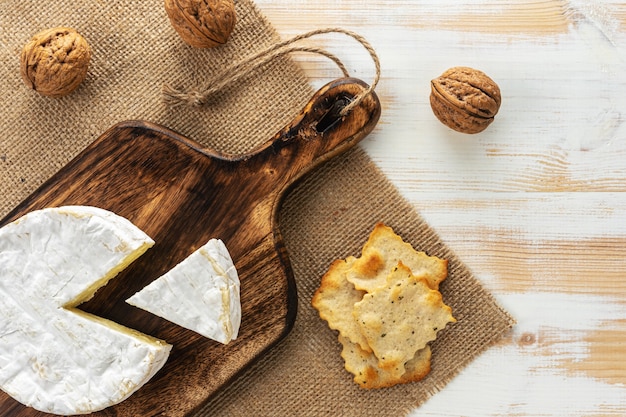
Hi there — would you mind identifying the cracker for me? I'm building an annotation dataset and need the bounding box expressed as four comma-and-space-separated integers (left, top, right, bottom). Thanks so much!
346, 223, 447, 292
312, 223, 456, 389
339, 334, 431, 390
353, 262, 456, 373
311, 257, 371, 352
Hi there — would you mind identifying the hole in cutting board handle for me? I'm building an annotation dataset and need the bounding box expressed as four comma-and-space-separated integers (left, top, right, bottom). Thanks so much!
315, 94, 351, 134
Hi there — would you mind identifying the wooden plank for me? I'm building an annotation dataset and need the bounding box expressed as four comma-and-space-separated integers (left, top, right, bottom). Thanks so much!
255, 0, 626, 415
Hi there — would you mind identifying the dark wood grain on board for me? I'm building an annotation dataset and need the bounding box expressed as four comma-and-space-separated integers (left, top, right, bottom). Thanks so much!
0, 78, 380, 417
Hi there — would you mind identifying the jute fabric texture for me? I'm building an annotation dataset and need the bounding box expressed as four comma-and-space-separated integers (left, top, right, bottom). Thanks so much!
0, 1, 514, 416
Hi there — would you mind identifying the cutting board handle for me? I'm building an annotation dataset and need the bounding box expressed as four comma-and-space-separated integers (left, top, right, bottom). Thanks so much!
233, 77, 381, 190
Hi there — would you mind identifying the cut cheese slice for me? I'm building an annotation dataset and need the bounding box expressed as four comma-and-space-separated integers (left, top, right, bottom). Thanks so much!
126, 238, 241, 344
0, 206, 172, 415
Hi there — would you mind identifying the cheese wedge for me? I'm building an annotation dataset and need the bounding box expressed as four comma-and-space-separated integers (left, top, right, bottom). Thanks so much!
126, 238, 241, 344
0, 206, 172, 415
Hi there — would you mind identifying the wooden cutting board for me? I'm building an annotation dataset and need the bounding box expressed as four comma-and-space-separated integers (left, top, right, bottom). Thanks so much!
0, 78, 380, 417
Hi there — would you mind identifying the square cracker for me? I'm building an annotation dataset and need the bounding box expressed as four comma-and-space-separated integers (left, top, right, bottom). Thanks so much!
339, 334, 432, 390
346, 223, 448, 293
312, 257, 371, 352
353, 262, 456, 373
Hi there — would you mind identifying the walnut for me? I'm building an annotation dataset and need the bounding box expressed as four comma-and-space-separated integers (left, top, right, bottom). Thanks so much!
20, 27, 91, 98
430, 66, 501, 134
165, 0, 236, 48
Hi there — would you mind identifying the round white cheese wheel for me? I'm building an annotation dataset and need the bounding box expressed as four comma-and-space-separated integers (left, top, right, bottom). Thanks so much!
0, 206, 172, 415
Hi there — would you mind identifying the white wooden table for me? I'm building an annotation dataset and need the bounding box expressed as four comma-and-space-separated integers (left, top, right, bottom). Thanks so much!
255, 1, 626, 415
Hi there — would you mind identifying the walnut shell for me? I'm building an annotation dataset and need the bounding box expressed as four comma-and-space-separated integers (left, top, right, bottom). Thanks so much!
20, 27, 91, 98
165, 0, 236, 48
430, 66, 501, 134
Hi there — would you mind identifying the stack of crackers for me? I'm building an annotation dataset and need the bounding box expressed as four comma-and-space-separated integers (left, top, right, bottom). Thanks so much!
312, 223, 456, 389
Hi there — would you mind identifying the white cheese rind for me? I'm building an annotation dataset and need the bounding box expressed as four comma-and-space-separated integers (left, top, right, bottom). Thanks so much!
126, 238, 241, 344
0, 206, 172, 415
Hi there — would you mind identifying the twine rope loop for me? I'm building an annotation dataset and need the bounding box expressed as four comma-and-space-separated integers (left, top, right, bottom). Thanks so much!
163, 28, 380, 116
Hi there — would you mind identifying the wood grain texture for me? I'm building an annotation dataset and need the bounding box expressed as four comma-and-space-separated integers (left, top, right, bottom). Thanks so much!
255, 0, 626, 415
0, 78, 380, 417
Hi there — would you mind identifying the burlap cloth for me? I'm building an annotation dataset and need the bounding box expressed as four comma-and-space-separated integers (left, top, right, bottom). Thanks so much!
0, 1, 514, 416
